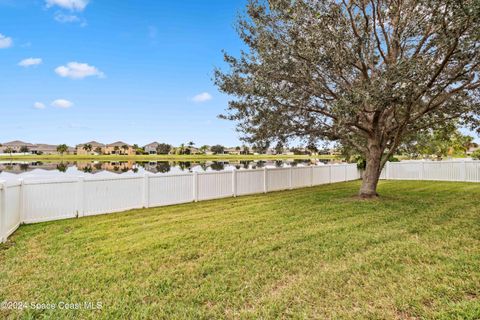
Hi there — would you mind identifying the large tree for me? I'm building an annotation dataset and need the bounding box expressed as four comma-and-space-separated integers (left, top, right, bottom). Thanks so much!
214, 0, 480, 198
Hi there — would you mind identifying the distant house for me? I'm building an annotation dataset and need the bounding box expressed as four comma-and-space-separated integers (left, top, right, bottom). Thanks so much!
0, 140, 35, 153
467, 145, 479, 155
144, 142, 160, 155
265, 148, 277, 155
1, 141, 75, 155
104, 141, 135, 155
76, 141, 106, 155
224, 147, 241, 155
188, 147, 201, 155
31, 144, 61, 155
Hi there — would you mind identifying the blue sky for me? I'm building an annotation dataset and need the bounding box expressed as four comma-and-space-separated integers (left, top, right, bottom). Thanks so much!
0, 0, 248, 146
1, 0, 478, 147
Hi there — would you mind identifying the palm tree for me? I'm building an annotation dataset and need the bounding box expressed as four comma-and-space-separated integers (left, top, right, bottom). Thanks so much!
56, 144, 68, 155
121, 144, 129, 155
187, 141, 195, 154
178, 143, 186, 155
83, 144, 93, 154
94, 146, 103, 155
114, 146, 120, 155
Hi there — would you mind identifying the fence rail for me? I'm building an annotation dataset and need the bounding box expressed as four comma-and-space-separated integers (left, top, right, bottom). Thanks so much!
0, 164, 360, 242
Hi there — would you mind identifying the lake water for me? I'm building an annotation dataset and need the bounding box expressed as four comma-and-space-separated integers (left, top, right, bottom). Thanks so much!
0, 159, 343, 181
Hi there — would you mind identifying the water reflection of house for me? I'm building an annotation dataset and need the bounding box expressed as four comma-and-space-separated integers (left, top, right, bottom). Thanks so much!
141, 161, 171, 173
76, 161, 136, 173
0, 161, 59, 173
104, 161, 135, 172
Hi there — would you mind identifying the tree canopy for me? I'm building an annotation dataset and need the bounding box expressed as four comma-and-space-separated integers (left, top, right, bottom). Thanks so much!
215, 0, 480, 197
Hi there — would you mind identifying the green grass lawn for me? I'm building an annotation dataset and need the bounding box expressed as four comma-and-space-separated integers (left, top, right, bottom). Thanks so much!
1, 181, 479, 319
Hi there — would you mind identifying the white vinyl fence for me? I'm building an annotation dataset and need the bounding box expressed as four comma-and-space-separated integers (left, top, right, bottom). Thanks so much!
0, 164, 360, 242
380, 160, 480, 182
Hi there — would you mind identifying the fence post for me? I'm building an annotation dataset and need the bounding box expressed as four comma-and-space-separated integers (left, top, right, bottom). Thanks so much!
193, 172, 199, 202
344, 164, 348, 181
289, 167, 293, 189
310, 166, 314, 186
0, 181, 5, 243
143, 173, 150, 208
232, 169, 237, 197
263, 167, 268, 193
77, 177, 85, 218
385, 162, 390, 180
329, 165, 332, 184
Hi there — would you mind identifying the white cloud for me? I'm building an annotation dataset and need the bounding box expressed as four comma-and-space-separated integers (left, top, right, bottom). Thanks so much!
51, 99, 73, 108
0, 33, 12, 48
55, 62, 105, 79
33, 102, 46, 109
54, 13, 80, 23
192, 92, 213, 103
45, 0, 89, 11
19, 58, 42, 67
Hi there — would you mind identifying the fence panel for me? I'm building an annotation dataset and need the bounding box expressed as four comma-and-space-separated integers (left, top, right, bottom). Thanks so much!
4, 183, 21, 238
465, 162, 480, 182
346, 164, 360, 180
423, 162, 461, 181
382, 160, 480, 182
22, 179, 79, 223
312, 166, 331, 185
331, 165, 347, 182
236, 169, 264, 196
389, 162, 422, 180
149, 174, 194, 206
292, 167, 312, 188
84, 176, 144, 216
0, 181, 21, 241
197, 171, 233, 200
267, 168, 291, 191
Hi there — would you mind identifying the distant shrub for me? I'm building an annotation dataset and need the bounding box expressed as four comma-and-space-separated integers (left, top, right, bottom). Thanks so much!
354, 155, 399, 170
354, 156, 366, 170
472, 149, 480, 160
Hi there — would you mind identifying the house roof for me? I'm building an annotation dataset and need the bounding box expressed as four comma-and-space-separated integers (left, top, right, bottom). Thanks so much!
107, 141, 131, 147
2, 140, 35, 147
32, 144, 58, 150
144, 142, 159, 148
77, 141, 105, 148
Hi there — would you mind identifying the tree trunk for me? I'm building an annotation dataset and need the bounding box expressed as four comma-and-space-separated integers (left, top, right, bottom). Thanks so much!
359, 141, 383, 198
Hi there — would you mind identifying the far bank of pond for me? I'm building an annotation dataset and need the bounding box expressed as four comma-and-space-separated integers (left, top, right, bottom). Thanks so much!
0, 154, 337, 162
0, 159, 345, 178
